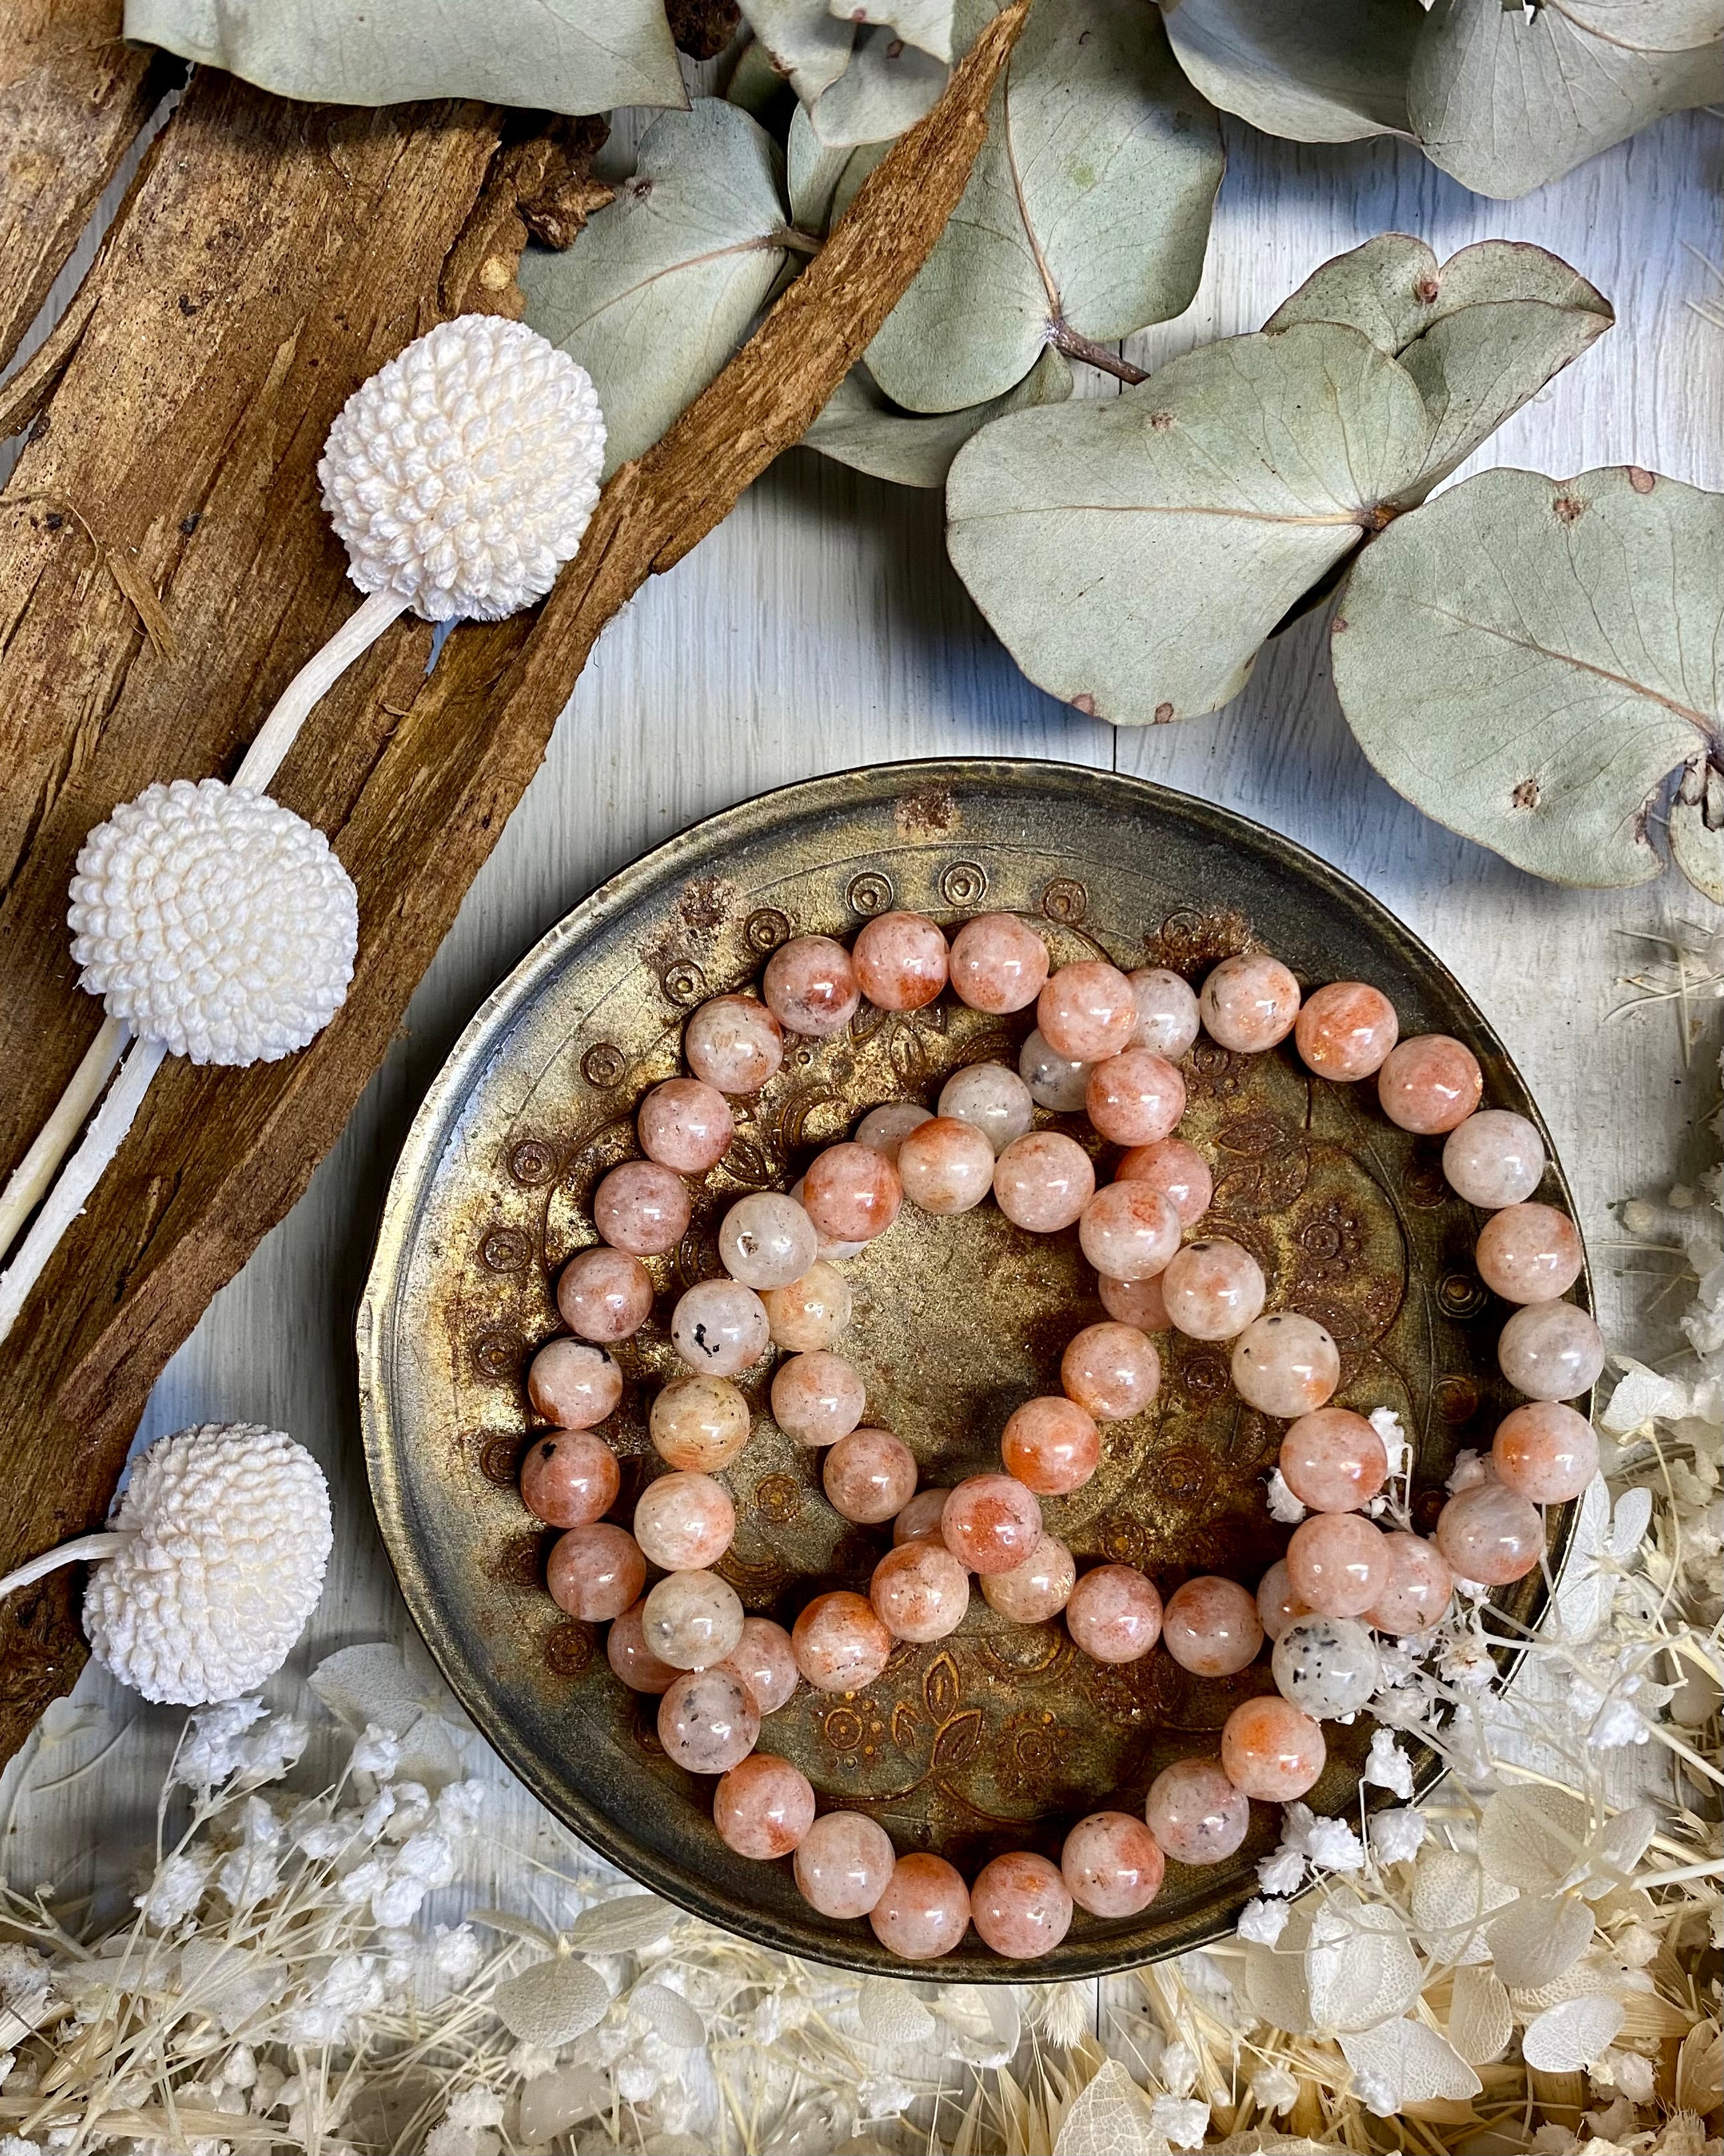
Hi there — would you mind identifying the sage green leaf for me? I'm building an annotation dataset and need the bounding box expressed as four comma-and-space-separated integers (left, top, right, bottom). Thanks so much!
810, 23, 950, 145
1408, 0, 1724, 200
738, 0, 855, 102
863, 0, 1223, 414
839, 0, 957, 63
727, 37, 797, 119
804, 348, 1073, 487
1669, 754, 1724, 904
122, 0, 686, 111
787, 104, 855, 232
1331, 466, 1723, 890
946, 322, 1433, 724
521, 102, 790, 477
1161, 0, 1420, 141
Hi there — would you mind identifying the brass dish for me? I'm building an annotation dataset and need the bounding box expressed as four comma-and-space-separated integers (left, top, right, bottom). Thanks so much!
358, 759, 1583, 1980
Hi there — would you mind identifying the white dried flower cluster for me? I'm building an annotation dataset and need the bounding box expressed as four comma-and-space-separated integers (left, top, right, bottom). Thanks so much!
67, 779, 358, 1065
318, 315, 605, 623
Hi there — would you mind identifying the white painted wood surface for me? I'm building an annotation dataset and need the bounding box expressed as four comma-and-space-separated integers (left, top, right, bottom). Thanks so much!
4, 100, 1719, 2027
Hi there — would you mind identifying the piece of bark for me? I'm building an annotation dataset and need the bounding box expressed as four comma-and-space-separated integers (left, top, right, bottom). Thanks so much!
0, 5, 1030, 1761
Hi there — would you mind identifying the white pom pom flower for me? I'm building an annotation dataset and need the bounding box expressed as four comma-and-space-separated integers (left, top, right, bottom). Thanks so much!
67, 777, 358, 1066
318, 313, 605, 624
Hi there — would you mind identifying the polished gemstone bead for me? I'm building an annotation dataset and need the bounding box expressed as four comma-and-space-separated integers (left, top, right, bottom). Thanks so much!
1286, 1511, 1390, 1617
607, 1599, 677, 1694
1231, 1313, 1340, 1417
854, 910, 948, 1010
762, 935, 860, 1038
894, 1486, 960, 1553
718, 1615, 801, 1715
1443, 1108, 1545, 1209
633, 1470, 736, 1571
941, 1474, 1043, 1574
684, 994, 784, 1094
854, 1101, 932, 1162
788, 1174, 868, 1263
1163, 1239, 1265, 1341
1002, 1395, 1101, 1495
1061, 1321, 1161, 1422
1437, 1481, 1547, 1585
1144, 1758, 1249, 1866
714, 1752, 816, 1858
792, 1591, 894, 1692
1038, 960, 1139, 1062
594, 1160, 691, 1256
1079, 1181, 1181, 1281
638, 1076, 735, 1174
823, 1426, 919, 1523
1161, 1575, 1263, 1676
1065, 1563, 1163, 1662
1493, 1401, 1599, 1503
802, 1142, 902, 1243
869, 1542, 970, 1642
519, 1431, 620, 1529
761, 1261, 852, 1353
994, 1130, 1095, 1231
1221, 1696, 1326, 1801
1255, 1558, 1309, 1642
1279, 1407, 1388, 1513
937, 1062, 1035, 1155
670, 1279, 771, 1377
1271, 1614, 1382, 1717
970, 1852, 1073, 1959
794, 1811, 895, 1917
1293, 981, 1398, 1082
1497, 1299, 1604, 1400
1117, 1137, 1212, 1226
1085, 1049, 1187, 1147
717, 1192, 820, 1293
869, 1852, 971, 1959
1199, 953, 1300, 1053
1377, 1034, 1484, 1134
527, 1339, 623, 1430
650, 1375, 752, 1471
980, 1533, 1075, 1621
547, 1522, 645, 1622
641, 1568, 746, 1670
1100, 1271, 1171, 1332
658, 1666, 760, 1774
950, 913, 1049, 1013
1128, 967, 1200, 1057
897, 1115, 996, 1215
1018, 1028, 1092, 1112
557, 1246, 654, 1344
1364, 1531, 1453, 1636
1475, 1202, 1584, 1305
1061, 1811, 1166, 1918
770, 1351, 866, 1447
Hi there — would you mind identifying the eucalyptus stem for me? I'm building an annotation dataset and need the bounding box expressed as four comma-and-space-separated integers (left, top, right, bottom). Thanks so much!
1047, 320, 1148, 385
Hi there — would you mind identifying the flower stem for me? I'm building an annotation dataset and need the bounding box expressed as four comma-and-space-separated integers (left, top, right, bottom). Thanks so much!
0, 1529, 133, 1601
0, 1014, 128, 1260
234, 586, 406, 794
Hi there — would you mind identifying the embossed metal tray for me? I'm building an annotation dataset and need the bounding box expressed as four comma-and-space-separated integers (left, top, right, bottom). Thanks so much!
358, 759, 1583, 1979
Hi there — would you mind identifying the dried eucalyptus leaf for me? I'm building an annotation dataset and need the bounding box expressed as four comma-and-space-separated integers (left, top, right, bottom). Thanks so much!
856, 1973, 938, 2045
493, 1955, 609, 2047
864, 0, 1221, 412
948, 321, 1432, 724
1240, 1896, 1317, 2032
1669, 752, 1724, 903
123, 0, 687, 112
1338, 2018, 1482, 2107
1484, 1893, 1595, 1991
804, 348, 1072, 486
787, 103, 856, 232
1449, 1964, 1514, 2065
810, 23, 950, 145
839, 0, 956, 63
310, 1644, 439, 1735
521, 101, 791, 476
1478, 1784, 1590, 1894
1408, 0, 1724, 200
1050, 2059, 1163, 2156
625, 1980, 705, 2047
1161, 0, 1420, 141
1306, 1888, 1423, 2033
1521, 1994, 1627, 2073
565, 1892, 676, 1952
1332, 465, 1723, 889
1409, 1847, 1517, 1962
740, 0, 855, 101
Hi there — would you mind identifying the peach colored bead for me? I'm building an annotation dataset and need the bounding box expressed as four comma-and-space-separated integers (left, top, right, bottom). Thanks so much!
869, 1852, 971, 1959
1231, 1313, 1340, 1417
607, 1601, 677, 1694
853, 910, 948, 1010
649, 1375, 752, 1472
1065, 1564, 1163, 1662
641, 1568, 746, 1670
718, 1615, 801, 1715
823, 1426, 918, 1524
855, 1101, 931, 1161
1162, 1575, 1264, 1677
684, 994, 784, 1094
794, 1812, 895, 1917
980, 1533, 1075, 1622
556, 1246, 653, 1344
994, 1130, 1095, 1232
1061, 1812, 1167, 1918
1436, 1481, 1544, 1585
1079, 1180, 1181, 1281
593, 1160, 691, 1256
1144, 1758, 1249, 1866
633, 1471, 736, 1571
657, 1667, 759, 1775
970, 1852, 1073, 1959
1100, 1271, 1171, 1332
1498, 1299, 1603, 1400
761, 1261, 852, 1352
869, 1543, 970, 1642
1019, 1028, 1091, 1111
941, 1474, 1043, 1574
717, 1192, 819, 1291
1163, 1238, 1265, 1341
1294, 981, 1398, 1082
937, 1062, 1035, 1154
1117, 1137, 1212, 1226
788, 1174, 868, 1263
1128, 967, 1200, 1057
1037, 960, 1139, 1062
1002, 1395, 1101, 1495
1086, 1050, 1186, 1148
802, 1142, 902, 1243
1061, 1322, 1161, 1423
1475, 1202, 1584, 1305
1493, 1402, 1599, 1504
949, 913, 1049, 1013
792, 1591, 894, 1692
638, 1076, 734, 1174
1255, 1558, 1309, 1642
1443, 1108, 1545, 1208
762, 934, 860, 1038
770, 1351, 866, 1447
1279, 1407, 1388, 1513
1199, 953, 1300, 1053
547, 1523, 644, 1623
897, 1115, 996, 1215
894, 1487, 959, 1553
519, 1431, 620, 1529
1286, 1512, 1391, 1618
1364, 1531, 1453, 1635
1377, 1034, 1484, 1134
527, 1339, 623, 1430
1221, 1696, 1326, 1802
670, 1279, 770, 1377
714, 1753, 816, 1858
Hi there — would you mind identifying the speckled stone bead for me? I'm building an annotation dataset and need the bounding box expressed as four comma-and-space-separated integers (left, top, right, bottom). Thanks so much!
638, 1076, 735, 1174
1255, 1559, 1310, 1642
1128, 968, 1200, 1057
527, 1339, 623, 1430
1019, 1028, 1092, 1112
994, 1130, 1095, 1232
520, 1431, 620, 1529
1364, 1531, 1454, 1636
949, 913, 1049, 1014
1272, 1613, 1382, 1717
1293, 981, 1399, 1082
1162, 1575, 1264, 1676
1145, 1758, 1249, 1866
762, 935, 860, 1038
897, 1115, 997, 1215
1231, 1313, 1341, 1418
788, 1176, 868, 1263
669, 1279, 771, 1377
1199, 953, 1300, 1053
1039, 960, 1140, 1063
941, 1474, 1044, 1574
1085, 1050, 1187, 1147
802, 1142, 902, 1244
823, 1426, 919, 1523
854, 1101, 932, 1162
1279, 1408, 1389, 1513
1377, 1034, 1484, 1134
1475, 1202, 1585, 1305
1065, 1564, 1163, 1662
1061, 1322, 1161, 1423
1163, 1239, 1265, 1341
718, 1615, 801, 1714
1442, 1108, 1545, 1209
1436, 1482, 1546, 1585
1117, 1137, 1213, 1226
1061, 1811, 1167, 1918
970, 1852, 1073, 1959
684, 994, 784, 1094
1002, 1395, 1101, 1495
658, 1667, 760, 1775
869, 1542, 970, 1642
641, 1568, 746, 1670
761, 1261, 852, 1353
717, 1192, 820, 1292
770, 1351, 866, 1447
593, 1160, 691, 1256
607, 1601, 678, 1694
650, 1375, 752, 1471
1079, 1181, 1181, 1281
1286, 1512, 1390, 1618
792, 1591, 894, 1692
794, 1812, 896, 1918
547, 1523, 645, 1623
1221, 1696, 1326, 1801
869, 1852, 972, 1960
1100, 1271, 1171, 1333
853, 911, 948, 1010
557, 1246, 654, 1344
937, 1062, 1035, 1155
1493, 1401, 1599, 1503
1497, 1299, 1604, 1400
714, 1753, 816, 1858
980, 1533, 1075, 1622
633, 1471, 736, 1571
894, 1486, 960, 1554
